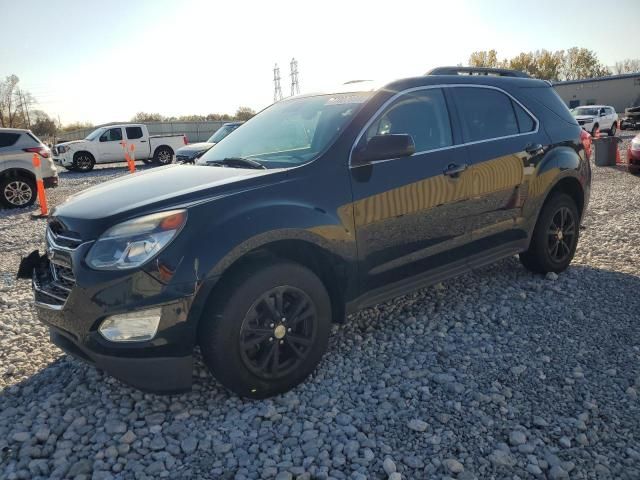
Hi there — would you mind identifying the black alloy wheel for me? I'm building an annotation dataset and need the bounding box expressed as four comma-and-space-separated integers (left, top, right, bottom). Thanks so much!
546, 206, 576, 263
239, 286, 317, 380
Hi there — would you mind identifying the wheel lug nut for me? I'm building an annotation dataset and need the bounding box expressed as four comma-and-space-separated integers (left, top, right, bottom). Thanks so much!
269, 337, 273, 342
279, 340, 284, 344
288, 328, 292, 332
269, 323, 274, 328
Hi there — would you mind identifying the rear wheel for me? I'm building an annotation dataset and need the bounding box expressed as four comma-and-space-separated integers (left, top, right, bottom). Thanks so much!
0, 175, 36, 208
520, 193, 580, 274
153, 147, 173, 165
199, 259, 331, 398
73, 152, 95, 172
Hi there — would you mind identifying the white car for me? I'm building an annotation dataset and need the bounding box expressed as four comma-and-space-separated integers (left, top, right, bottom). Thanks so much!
571, 105, 618, 137
0, 128, 58, 208
53, 124, 187, 172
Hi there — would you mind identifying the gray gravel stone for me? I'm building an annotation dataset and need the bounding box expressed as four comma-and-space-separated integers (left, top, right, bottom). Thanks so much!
1, 151, 640, 479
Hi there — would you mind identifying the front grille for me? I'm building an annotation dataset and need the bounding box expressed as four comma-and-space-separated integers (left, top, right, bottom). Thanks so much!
34, 224, 82, 307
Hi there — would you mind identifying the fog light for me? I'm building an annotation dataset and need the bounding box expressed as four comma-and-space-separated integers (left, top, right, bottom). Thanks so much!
99, 308, 162, 342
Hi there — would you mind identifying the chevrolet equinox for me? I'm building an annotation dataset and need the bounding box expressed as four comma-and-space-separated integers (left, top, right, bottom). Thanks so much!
20, 67, 591, 398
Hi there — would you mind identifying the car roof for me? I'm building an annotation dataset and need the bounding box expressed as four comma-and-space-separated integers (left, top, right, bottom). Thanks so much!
295, 74, 549, 101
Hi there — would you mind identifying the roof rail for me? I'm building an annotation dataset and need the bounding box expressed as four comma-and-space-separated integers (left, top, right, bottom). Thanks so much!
426, 66, 530, 78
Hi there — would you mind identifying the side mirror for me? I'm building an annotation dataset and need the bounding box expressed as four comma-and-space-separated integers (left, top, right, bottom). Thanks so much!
353, 134, 415, 164
600, 112, 606, 117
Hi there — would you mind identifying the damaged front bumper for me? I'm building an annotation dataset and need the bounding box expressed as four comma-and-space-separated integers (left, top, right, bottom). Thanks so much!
18, 248, 206, 394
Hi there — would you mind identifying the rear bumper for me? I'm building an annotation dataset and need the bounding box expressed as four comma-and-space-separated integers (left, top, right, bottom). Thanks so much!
43, 176, 58, 188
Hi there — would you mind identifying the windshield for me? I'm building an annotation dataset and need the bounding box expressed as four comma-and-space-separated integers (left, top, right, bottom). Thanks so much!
85, 128, 105, 141
572, 107, 599, 117
207, 124, 237, 143
198, 92, 372, 168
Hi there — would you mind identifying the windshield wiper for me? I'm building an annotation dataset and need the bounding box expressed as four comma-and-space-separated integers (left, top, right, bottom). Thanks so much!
206, 157, 267, 169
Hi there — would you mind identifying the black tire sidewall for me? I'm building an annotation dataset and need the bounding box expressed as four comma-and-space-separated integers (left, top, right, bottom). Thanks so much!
524, 194, 580, 273
73, 153, 94, 172
199, 261, 332, 398
0, 176, 36, 208
609, 123, 616, 136
154, 148, 173, 165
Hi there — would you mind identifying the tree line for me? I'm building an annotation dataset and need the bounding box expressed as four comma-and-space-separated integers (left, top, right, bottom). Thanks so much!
467, 48, 640, 81
0, 74, 257, 139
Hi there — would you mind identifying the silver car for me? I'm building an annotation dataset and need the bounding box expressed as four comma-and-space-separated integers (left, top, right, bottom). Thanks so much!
0, 128, 58, 208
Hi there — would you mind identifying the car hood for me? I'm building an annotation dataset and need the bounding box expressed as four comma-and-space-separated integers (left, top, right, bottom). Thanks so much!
51, 164, 281, 238
176, 142, 215, 156
55, 140, 85, 148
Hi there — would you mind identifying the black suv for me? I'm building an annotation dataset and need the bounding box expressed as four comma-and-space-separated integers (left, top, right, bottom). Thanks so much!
20, 68, 591, 398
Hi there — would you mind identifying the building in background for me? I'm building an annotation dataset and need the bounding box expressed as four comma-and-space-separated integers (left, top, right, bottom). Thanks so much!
553, 73, 640, 112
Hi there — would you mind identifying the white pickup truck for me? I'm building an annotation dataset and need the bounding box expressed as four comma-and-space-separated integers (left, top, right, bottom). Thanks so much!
53, 124, 187, 172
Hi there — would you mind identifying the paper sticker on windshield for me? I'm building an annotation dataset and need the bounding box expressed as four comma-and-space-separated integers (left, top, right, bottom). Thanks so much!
325, 93, 370, 105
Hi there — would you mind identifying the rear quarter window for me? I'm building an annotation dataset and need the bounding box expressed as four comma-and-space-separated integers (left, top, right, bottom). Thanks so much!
126, 127, 144, 139
453, 87, 519, 142
521, 86, 578, 126
0, 132, 21, 147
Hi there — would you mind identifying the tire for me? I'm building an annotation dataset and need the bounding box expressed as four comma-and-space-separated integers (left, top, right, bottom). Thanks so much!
591, 124, 599, 137
608, 122, 617, 136
0, 175, 37, 208
73, 152, 95, 172
519, 193, 580, 274
199, 259, 332, 399
153, 147, 173, 165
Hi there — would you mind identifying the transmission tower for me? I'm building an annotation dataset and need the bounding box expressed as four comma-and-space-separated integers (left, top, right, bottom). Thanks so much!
273, 64, 283, 102
290, 58, 300, 97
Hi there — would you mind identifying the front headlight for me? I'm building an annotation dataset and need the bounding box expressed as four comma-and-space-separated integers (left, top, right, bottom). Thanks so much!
86, 210, 187, 270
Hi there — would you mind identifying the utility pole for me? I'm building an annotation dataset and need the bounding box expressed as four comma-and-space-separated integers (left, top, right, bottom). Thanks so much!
290, 58, 300, 97
273, 64, 283, 102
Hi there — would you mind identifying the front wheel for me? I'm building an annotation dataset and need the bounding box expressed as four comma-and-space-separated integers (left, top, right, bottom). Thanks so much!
199, 260, 332, 398
608, 122, 617, 136
520, 193, 580, 274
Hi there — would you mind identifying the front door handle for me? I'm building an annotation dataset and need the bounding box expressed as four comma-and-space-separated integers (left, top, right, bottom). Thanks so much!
443, 163, 468, 177
140, 140, 147, 143
525, 143, 544, 155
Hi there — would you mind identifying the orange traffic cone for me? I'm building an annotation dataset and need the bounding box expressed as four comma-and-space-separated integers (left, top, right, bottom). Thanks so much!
127, 144, 136, 173
594, 127, 600, 139
30, 153, 48, 218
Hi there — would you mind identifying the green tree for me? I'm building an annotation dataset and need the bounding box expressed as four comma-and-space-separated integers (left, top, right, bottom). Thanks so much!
60, 121, 94, 132
613, 58, 640, 74
234, 106, 255, 121
468, 50, 501, 68
30, 110, 57, 138
131, 112, 165, 122
562, 47, 610, 80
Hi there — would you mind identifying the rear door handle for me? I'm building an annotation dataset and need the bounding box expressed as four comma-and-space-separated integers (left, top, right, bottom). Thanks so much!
443, 163, 468, 177
525, 143, 544, 155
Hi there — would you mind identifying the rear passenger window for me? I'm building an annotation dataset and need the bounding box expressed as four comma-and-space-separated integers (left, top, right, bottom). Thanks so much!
0, 132, 20, 147
126, 127, 143, 139
454, 87, 519, 142
513, 102, 535, 133
364, 88, 452, 152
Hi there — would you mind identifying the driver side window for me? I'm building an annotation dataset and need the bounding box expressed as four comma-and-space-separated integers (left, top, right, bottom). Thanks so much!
364, 88, 452, 152
100, 128, 123, 142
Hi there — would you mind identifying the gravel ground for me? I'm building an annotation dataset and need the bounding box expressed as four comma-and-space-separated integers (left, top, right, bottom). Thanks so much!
1, 135, 639, 480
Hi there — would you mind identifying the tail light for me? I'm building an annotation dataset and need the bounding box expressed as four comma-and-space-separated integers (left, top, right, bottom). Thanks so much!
580, 130, 592, 159
183, 135, 188, 145
23, 146, 51, 158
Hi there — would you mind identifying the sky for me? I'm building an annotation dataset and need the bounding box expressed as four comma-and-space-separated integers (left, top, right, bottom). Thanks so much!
2, 0, 639, 125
